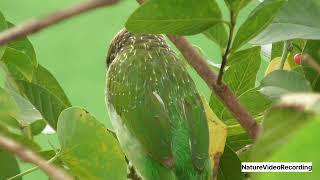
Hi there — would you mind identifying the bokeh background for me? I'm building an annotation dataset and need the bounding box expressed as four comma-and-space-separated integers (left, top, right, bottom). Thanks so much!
0, 0, 266, 179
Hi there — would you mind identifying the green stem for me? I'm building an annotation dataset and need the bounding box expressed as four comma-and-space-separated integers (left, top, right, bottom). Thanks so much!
8, 153, 59, 180
279, 41, 291, 69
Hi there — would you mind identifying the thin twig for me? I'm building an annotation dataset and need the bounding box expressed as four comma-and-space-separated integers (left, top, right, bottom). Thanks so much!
217, 11, 235, 84
279, 41, 291, 69
135, 0, 261, 139
0, 0, 119, 45
0, 135, 73, 180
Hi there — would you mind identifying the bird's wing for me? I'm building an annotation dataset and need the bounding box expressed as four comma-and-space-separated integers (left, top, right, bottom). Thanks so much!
109, 80, 174, 168
180, 93, 210, 171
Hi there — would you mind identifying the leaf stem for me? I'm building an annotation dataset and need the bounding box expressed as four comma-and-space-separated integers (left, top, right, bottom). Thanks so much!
217, 11, 236, 84
279, 41, 292, 69
8, 153, 60, 180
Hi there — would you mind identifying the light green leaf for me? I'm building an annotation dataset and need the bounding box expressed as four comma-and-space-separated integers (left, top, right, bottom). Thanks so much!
254, 119, 319, 180
1, 48, 35, 81
251, 0, 320, 44
0, 12, 7, 60
204, 23, 228, 52
231, 0, 286, 51
126, 0, 223, 35
225, 47, 261, 96
0, 149, 21, 180
29, 119, 46, 136
302, 40, 320, 91
251, 105, 313, 161
218, 145, 245, 180
0, 87, 19, 129
57, 107, 127, 180
260, 70, 312, 95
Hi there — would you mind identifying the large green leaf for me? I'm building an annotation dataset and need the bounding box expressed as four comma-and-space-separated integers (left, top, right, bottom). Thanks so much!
210, 47, 261, 121
302, 40, 320, 91
254, 118, 319, 180
260, 70, 312, 99
57, 107, 127, 180
251, 0, 320, 44
0, 149, 21, 180
126, 0, 223, 35
0, 12, 7, 60
251, 104, 313, 161
224, 47, 261, 96
231, 0, 286, 51
218, 145, 244, 180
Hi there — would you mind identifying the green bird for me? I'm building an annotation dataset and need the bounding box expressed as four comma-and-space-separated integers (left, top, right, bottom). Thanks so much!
105, 29, 211, 180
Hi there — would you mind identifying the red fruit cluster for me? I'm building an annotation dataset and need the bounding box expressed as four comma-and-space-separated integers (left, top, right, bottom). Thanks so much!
294, 53, 302, 65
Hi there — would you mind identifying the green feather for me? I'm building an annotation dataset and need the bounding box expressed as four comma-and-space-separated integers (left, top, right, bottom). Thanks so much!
106, 29, 211, 180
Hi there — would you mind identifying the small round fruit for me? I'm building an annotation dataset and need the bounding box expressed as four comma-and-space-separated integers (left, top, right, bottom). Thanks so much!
294, 53, 302, 65
265, 57, 291, 75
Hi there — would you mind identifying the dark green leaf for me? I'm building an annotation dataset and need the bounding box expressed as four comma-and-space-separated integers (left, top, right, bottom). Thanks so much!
126, 0, 223, 35
271, 42, 283, 60
302, 40, 320, 91
231, 0, 286, 51
29, 119, 46, 135
218, 145, 244, 180
0, 149, 21, 180
57, 107, 127, 180
16, 80, 70, 129
251, 0, 320, 44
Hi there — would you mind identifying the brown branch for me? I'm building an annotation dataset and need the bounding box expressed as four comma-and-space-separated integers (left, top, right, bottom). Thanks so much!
0, 0, 119, 45
0, 135, 73, 180
135, 0, 261, 139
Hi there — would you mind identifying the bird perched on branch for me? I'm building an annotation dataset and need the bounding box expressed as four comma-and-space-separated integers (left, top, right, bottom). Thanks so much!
105, 29, 212, 180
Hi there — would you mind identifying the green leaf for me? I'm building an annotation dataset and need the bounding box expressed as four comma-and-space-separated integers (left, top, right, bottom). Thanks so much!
251, 0, 320, 44
225, 47, 261, 96
29, 119, 46, 135
224, 0, 252, 14
0, 149, 21, 180
1, 48, 35, 81
302, 40, 320, 91
210, 47, 262, 123
0, 87, 19, 129
5, 88, 42, 124
254, 119, 319, 180
251, 105, 313, 161
204, 23, 228, 52
260, 70, 312, 96
271, 42, 283, 60
223, 88, 271, 125
7, 22, 37, 67
126, 0, 223, 35
0, 12, 7, 60
218, 145, 245, 180
231, 0, 286, 51
16, 80, 70, 129
57, 107, 127, 180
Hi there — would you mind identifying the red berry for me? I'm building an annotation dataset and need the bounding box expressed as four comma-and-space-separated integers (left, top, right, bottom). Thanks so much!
294, 53, 302, 65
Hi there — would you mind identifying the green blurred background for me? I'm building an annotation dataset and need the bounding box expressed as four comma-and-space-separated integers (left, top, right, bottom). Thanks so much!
0, 0, 265, 179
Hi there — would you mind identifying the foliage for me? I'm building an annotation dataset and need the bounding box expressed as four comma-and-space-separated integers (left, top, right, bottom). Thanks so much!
1, 0, 320, 179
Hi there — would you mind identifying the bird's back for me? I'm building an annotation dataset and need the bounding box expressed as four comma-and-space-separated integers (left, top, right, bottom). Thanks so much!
106, 29, 211, 180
